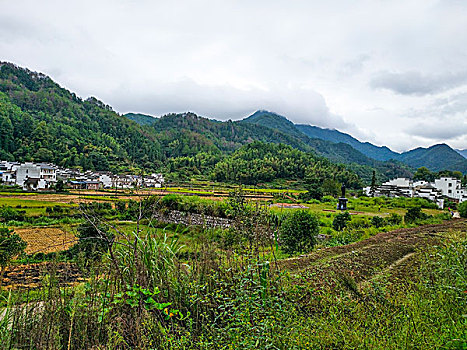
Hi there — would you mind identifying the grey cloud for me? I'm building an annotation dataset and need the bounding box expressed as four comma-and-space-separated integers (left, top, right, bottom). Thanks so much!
111, 78, 351, 130
370, 70, 467, 95
404, 92, 467, 141
1, 0, 467, 150
407, 122, 467, 140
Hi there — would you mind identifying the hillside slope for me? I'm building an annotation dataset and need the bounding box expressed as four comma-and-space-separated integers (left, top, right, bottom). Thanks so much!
296, 124, 399, 161
124, 112, 157, 125
0, 62, 162, 172
398, 144, 467, 173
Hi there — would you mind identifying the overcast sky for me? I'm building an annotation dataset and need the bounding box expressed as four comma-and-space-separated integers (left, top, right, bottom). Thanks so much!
1, 0, 467, 152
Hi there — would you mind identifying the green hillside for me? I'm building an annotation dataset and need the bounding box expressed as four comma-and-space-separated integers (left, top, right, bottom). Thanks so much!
0, 63, 162, 172
124, 112, 158, 125
398, 144, 467, 173
212, 141, 361, 187
296, 124, 398, 161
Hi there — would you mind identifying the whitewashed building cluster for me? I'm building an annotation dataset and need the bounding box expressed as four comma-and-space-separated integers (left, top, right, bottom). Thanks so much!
364, 176, 467, 208
0, 160, 164, 191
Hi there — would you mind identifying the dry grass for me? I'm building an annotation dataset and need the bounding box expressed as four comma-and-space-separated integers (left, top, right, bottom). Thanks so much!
15, 226, 76, 254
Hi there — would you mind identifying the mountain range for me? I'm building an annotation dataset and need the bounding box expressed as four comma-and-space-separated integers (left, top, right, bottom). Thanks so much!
456, 149, 467, 159
126, 110, 467, 174
0, 61, 465, 187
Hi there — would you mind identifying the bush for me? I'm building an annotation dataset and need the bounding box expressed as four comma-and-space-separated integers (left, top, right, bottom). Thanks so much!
405, 206, 428, 224
321, 195, 336, 203
347, 217, 370, 229
0, 206, 26, 222
332, 212, 351, 231
71, 222, 114, 261
370, 216, 385, 228
386, 213, 403, 225
280, 210, 319, 254
458, 201, 467, 218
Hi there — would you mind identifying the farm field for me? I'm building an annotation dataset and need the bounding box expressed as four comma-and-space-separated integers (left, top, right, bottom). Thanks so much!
0, 187, 464, 349
15, 226, 76, 254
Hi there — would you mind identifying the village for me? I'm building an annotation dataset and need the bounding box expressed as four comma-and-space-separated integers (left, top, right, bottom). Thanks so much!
0, 160, 164, 191
364, 176, 467, 208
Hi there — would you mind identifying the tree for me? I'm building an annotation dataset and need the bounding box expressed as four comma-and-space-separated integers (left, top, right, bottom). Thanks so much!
332, 212, 352, 231
0, 227, 27, 288
72, 222, 114, 262
370, 170, 377, 197
279, 210, 319, 254
405, 207, 428, 224
371, 215, 385, 228
458, 201, 467, 218
55, 179, 65, 192
413, 167, 436, 182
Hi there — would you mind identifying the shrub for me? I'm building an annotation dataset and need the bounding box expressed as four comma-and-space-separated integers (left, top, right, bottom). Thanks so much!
458, 201, 467, 218
370, 216, 385, 228
332, 212, 351, 231
405, 206, 428, 224
347, 217, 370, 229
280, 210, 319, 254
71, 222, 114, 261
386, 213, 403, 225
0, 206, 26, 222
0, 227, 27, 278
321, 195, 336, 203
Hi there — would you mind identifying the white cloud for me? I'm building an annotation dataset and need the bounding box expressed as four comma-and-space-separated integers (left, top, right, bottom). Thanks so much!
0, 0, 466, 151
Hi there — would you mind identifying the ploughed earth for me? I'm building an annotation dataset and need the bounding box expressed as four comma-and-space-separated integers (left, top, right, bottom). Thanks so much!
279, 219, 466, 292
2, 262, 84, 290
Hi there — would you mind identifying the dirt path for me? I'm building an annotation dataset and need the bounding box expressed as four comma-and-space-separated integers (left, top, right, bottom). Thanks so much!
280, 219, 466, 291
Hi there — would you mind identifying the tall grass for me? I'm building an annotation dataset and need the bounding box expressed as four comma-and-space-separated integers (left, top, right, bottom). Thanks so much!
0, 199, 464, 349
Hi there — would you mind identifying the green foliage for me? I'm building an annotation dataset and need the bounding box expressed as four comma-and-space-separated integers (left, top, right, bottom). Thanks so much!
0, 227, 27, 270
0, 63, 162, 172
370, 215, 385, 228
280, 210, 319, 254
413, 166, 436, 182
405, 206, 428, 224
458, 201, 467, 218
54, 179, 65, 192
0, 205, 25, 222
72, 222, 114, 261
386, 213, 403, 225
213, 141, 361, 188
332, 212, 352, 231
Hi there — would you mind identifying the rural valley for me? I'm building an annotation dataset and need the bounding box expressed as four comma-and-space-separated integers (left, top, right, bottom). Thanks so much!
1, 1, 467, 348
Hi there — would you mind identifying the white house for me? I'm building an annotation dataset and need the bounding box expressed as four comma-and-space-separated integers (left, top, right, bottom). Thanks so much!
16, 163, 57, 190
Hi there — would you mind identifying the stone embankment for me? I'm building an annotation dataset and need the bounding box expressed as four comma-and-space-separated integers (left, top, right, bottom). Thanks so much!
152, 210, 232, 229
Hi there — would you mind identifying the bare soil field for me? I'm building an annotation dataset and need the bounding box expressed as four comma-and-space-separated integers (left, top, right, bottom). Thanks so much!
15, 227, 76, 254
280, 219, 467, 293
2, 262, 83, 290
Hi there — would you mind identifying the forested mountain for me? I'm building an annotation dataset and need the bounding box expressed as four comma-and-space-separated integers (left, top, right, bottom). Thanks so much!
149, 112, 413, 183
456, 149, 467, 159
0, 62, 162, 172
398, 144, 467, 173
212, 141, 361, 188
124, 113, 157, 125
0, 61, 462, 190
296, 124, 398, 161
241, 110, 467, 174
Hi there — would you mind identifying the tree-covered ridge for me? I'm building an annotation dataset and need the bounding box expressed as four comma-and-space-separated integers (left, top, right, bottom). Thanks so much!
152, 112, 313, 155
0, 62, 410, 184
398, 144, 467, 173
212, 141, 361, 187
124, 113, 157, 126
0, 62, 162, 172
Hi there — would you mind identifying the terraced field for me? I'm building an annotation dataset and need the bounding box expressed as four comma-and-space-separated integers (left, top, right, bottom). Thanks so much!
280, 219, 466, 293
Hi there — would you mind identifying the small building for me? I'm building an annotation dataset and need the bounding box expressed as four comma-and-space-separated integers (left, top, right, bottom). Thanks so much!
68, 180, 102, 190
